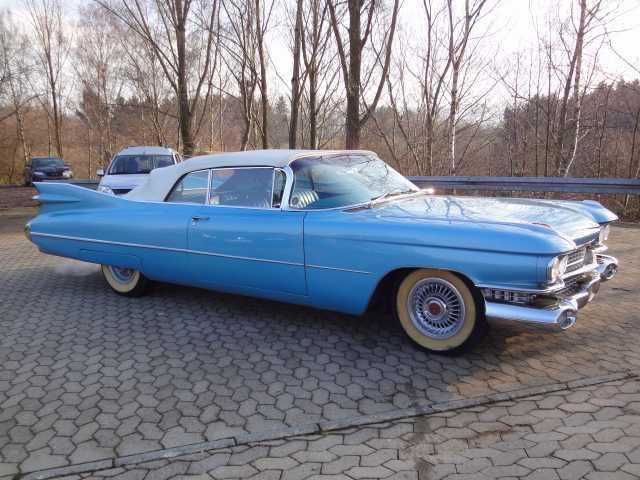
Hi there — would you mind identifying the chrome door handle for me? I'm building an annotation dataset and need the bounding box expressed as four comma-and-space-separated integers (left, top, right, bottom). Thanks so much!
191, 215, 210, 222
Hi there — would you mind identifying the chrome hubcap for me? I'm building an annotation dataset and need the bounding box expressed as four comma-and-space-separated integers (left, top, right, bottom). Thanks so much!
109, 266, 135, 284
407, 278, 465, 339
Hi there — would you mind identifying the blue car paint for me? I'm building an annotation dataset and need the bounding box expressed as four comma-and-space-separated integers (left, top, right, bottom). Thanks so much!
188, 206, 307, 295
28, 182, 617, 316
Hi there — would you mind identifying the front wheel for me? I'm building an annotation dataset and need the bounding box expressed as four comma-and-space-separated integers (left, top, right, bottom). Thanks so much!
395, 269, 486, 354
101, 265, 150, 297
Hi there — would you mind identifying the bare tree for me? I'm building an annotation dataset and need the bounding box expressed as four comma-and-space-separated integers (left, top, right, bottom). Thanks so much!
222, 0, 274, 150
445, 0, 491, 174
24, 0, 70, 158
376, 0, 495, 176
222, 0, 259, 150
75, 4, 125, 170
0, 12, 33, 182
120, 28, 172, 147
553, 0, 607, 176
327, 0, 400, 149
299, 0, 340, 149
95, 0, 220, 156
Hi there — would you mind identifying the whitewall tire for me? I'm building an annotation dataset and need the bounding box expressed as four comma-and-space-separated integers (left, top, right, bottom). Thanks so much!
395, 269, 486, 354
101, 265, 150, 297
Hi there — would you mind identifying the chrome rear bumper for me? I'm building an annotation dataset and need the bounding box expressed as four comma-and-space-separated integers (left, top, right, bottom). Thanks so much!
484, 272, 603, 331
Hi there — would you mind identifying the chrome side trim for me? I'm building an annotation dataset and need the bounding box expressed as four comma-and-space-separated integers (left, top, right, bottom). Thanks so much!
31, 232, 370, 274
306, 264, 371, 275
31, 232, 305, 267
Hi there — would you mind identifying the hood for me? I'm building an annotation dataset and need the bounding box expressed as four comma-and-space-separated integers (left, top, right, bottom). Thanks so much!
100, 174, 149, 190
371, 194, 601, 246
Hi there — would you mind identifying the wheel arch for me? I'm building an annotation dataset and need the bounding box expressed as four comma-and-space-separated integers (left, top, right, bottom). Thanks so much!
366, 266, 485, 318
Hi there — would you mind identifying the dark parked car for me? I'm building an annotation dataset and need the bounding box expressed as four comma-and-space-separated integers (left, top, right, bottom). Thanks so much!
24, 156, 73, 186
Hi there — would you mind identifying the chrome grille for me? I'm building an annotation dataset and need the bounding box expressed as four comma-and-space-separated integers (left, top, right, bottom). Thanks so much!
482, 289, 532, 305
566, 247, 586, 273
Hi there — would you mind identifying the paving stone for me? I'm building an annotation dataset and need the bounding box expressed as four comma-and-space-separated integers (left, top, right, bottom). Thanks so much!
481, 465, 531, 477
554, 448, 600, 461
557, 460, 594, 480
254, 456, 298, 471
210, 465, 259, 479
519, 457, 566, 469
345, 466, 394, 479
523, 469, 560, 480
281, 463, 322, 480
593, 452, 627, 471
456, 457, 491, 474
322, 455, 360, 475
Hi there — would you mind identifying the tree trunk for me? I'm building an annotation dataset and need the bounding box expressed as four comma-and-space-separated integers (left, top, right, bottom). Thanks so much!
255, 0, 269, 149
175, 0, 194, 155
309, 68, 318, 149
344, 0, 361, 150
289, 0, 303, 148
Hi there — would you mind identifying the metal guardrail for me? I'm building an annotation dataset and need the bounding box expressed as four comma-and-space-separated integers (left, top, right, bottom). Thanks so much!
408, 176, 640, 195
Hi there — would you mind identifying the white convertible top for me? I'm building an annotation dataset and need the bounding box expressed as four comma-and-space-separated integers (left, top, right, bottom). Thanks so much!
126, 149, 374, 201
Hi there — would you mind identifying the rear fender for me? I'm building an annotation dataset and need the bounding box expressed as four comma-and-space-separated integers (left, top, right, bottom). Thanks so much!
33, 182, 123, 215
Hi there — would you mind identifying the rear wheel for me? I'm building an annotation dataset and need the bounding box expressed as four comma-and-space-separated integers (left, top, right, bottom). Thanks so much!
395, 269, 486, 354
101, 265, 149, 297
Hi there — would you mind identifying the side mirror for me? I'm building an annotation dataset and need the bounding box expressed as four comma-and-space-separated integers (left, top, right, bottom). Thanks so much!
96, 168, 105, 177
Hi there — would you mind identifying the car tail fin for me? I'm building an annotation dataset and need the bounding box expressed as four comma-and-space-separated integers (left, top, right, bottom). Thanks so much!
33, 182, 121, 214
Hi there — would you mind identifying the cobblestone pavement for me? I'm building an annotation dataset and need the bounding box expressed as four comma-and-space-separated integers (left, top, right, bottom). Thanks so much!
1, 215, 639, 479
61, 376, 640, 480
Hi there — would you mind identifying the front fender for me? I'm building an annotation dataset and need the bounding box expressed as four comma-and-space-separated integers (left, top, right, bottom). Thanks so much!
303, 211, 554, 315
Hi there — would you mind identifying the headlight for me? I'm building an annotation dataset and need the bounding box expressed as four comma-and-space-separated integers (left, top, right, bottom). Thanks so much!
34, 171, 45, 176
548, 255, 569, 283
97, 185, 114, 195
599, 224, 610, 244
63, 170, 72, 178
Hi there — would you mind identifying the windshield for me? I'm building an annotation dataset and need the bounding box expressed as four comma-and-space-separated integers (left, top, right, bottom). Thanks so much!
32, 157, 64, 168
289, 154, 419, 210
108, 155, 174, 175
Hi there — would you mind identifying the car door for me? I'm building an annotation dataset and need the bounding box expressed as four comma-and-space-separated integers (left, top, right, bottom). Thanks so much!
187, 166, 307, 297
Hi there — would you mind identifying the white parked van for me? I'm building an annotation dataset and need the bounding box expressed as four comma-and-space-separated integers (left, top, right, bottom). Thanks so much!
97, 146, 181, 195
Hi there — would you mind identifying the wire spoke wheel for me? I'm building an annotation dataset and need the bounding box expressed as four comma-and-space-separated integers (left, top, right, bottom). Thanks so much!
407, 278, 465, 340
395, 269, 485, 354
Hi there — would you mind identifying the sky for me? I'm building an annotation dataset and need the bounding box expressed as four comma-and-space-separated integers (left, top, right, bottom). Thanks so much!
2, 0, 639, 103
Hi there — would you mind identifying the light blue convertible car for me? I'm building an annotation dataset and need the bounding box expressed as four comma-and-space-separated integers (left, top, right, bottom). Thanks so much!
26, 150, 619, 353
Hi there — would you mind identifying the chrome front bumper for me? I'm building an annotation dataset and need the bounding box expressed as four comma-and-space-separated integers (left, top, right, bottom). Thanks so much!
596, 254, 618, 281
484, 254, 618, 331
